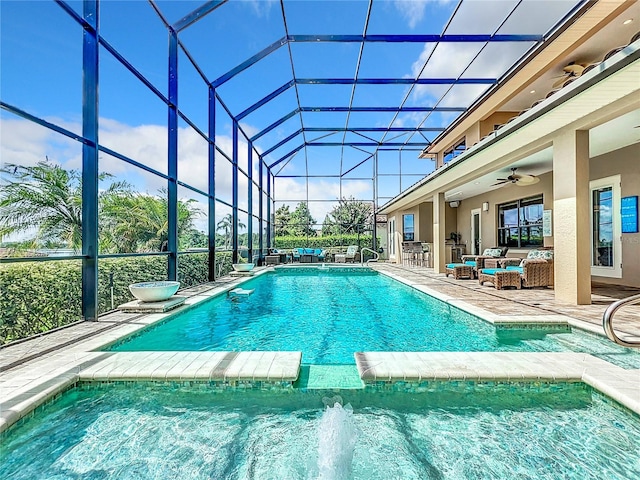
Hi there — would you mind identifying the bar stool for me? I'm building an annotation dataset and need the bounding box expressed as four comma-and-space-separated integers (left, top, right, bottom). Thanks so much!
411, 243, 424, 266
402, 242, 413, 265
421, 243, 432, 268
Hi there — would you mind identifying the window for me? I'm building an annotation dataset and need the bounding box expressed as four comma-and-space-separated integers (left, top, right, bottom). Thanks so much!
590, 175, 622, 278
403, 214, 414, 242
443, 138, 466, 164
497, 195, 543, 247
592, 187, 613, 267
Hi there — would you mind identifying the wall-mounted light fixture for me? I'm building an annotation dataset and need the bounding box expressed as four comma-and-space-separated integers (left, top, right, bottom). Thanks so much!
482, 202, 489, 212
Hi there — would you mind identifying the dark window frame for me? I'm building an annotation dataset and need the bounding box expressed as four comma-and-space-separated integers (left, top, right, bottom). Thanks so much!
443, 138, 466, 164
403, 214, 415, 242
497, 194, 543, 248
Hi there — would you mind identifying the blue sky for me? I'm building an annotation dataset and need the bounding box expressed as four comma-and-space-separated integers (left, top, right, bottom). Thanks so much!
1, 0, 582, 229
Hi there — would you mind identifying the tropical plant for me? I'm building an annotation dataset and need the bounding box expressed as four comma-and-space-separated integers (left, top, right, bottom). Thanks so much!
99, 188, 202, 253
0, 160, 86, 251
216, 213, 246, 250
0, 160, 203, 254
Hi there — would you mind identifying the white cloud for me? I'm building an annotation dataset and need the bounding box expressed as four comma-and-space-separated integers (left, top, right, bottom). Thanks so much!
246, 0, 278, 19
405, 0, 544, 114
273, 176, 373, 223
2, 116, 374, 231
392, 0, 427, 29
393, 0, 454, 29
0, 117, 81, 170
0, 116, 264, 227
238, 121, 260, 141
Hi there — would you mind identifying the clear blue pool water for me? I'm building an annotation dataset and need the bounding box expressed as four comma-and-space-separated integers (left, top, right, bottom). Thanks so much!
109, 267, 640, 368
2, 383, 639, 480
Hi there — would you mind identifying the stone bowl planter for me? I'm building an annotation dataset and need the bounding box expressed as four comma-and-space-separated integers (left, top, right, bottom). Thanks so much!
232, 263, 255, 272
129, 281, 180, 302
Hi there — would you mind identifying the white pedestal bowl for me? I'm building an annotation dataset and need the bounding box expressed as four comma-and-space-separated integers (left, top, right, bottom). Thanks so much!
232, 263, 255, 272
129, 281, 180, 302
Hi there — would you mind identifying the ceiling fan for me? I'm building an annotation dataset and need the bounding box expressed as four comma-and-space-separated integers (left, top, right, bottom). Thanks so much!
551, 62, 587, 88
492, 167, 539, 187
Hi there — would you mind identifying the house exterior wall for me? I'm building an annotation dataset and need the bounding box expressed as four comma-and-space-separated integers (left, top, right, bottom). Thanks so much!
418, 202, 433, 242
384, 141, 639, 286
454, 171, 554, 255
479, 111, 520, 139
387, 206, 420, 264
590, 143, 640, 287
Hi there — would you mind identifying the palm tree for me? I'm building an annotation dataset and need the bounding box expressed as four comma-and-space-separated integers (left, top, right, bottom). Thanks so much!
99, 188, 202, 253
0, 160, 202, 254
0, 160, 84, 251
216, 213, 246, 250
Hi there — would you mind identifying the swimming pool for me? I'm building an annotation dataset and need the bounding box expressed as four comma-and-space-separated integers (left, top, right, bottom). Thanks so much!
109, 267, 640, 368
1, 382, 638, 480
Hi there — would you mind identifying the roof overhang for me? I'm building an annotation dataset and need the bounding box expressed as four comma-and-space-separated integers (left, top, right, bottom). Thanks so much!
422, 0, 635, 157
380, 47, 640, 214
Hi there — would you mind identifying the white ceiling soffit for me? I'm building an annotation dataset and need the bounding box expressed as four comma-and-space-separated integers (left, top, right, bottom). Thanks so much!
590, 108, 640, 157
501, 2, 640, 113
444, 108, 640, 201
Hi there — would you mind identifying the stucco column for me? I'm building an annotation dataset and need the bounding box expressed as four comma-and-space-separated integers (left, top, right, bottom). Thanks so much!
433, 192, 447, 273
553, 129, 591, 305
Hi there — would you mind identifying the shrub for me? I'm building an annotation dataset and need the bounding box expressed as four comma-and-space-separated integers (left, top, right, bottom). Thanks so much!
274, 234, 375, 250
0, 260, 82, 344
0, 252, 229, 344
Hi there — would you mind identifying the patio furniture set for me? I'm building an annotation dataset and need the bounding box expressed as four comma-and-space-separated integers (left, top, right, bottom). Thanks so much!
446, 248, 554, 290
264, 246, 360, 265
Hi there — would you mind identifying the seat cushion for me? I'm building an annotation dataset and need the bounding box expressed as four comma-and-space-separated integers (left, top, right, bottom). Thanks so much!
446, 263, 465, 268
480, 268, 508, 275
464, 260, 477, 266
526, 249, 554, 260
506, 266, 524, 274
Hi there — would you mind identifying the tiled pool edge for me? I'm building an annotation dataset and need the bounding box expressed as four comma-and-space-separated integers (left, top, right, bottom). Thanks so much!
373, 267, 611, 336
0, 350, 302, 434
93, 268, 272, 352
354, 352, 640, 414
3, 350, 638, 436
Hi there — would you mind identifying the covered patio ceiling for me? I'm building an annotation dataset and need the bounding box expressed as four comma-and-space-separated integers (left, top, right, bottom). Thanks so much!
441, 107, 640, 203
154, 0, 590, 182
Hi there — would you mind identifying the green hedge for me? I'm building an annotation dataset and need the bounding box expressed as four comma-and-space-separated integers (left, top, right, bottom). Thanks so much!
274, 234, 374, 250
0, 252, 233, 344
0, 260, 82, 344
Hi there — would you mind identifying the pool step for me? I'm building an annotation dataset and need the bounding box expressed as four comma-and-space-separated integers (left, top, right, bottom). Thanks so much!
294, 364, 364, 390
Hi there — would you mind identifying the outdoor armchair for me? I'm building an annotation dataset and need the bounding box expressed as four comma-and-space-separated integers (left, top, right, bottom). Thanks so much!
506, 258, 554, 288
345, 245, 359, 263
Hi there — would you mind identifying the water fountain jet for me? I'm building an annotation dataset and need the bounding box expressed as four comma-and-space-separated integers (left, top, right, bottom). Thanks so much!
316, 396, 358, 480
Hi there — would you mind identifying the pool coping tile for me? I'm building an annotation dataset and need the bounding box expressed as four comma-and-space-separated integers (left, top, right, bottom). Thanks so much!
354, 351, 640, 414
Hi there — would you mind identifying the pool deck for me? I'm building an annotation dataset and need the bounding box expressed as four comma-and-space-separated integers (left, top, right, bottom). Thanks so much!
1, 263, 639, 432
